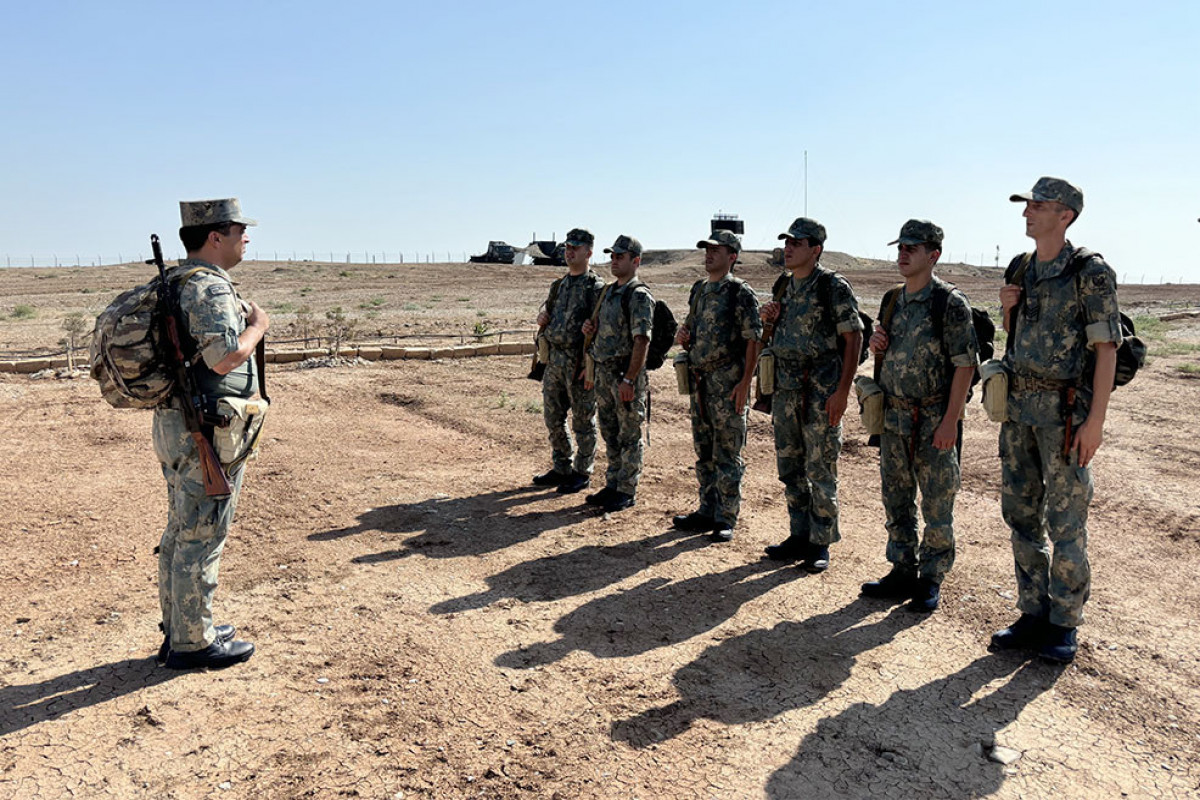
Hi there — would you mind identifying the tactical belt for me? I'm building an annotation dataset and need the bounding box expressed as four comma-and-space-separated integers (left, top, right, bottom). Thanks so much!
1010, 374, 1075, 392
690, 355, 736, 374
884, 393, 946, 409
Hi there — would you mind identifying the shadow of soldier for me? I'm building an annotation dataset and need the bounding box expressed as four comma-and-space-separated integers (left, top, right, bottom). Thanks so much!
430, 527, 714, 614
0, 657, 175, 737
306, 486, 586, 561
610, 598, 922, 748
495, 559, 803, 670
765, 653, 1065, 799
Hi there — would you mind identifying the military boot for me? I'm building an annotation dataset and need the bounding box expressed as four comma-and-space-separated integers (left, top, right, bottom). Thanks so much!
1039, 624, 1078, 664
764, 535, 809, 562
801, 545, 830, 573
907, 578, 941, 613
533, 469, 569, 487
672, 511, 715, 532
157, 624, 236, 664
989, 613, 1048, 652
556, 472, 590, 494
165, 638, 255, 670
585, 486, 617, 506
860, 567, 918, 600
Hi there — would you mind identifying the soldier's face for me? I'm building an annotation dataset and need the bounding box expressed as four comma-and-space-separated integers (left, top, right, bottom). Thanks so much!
564, 243, 591, 269
704, 244, 735, 275
783, 237, 819, 271
609, 251, 638, 280
897, 243, 938, 277
213, 223, 249, 268
1023, 200, 1070, 239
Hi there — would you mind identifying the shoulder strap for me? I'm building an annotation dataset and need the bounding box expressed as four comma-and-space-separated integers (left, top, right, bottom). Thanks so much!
546, 276, 563, 315
1003, 253, 1033, 347
930, 283, 952, 344
872, 284, 904, 384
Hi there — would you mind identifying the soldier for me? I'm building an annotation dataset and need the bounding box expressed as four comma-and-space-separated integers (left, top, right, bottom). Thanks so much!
532, 228, 605, 494
672, 229, 762, 542
581, 235, 654, 514
990, 178, 1121, 664
761, 218, 863, 572
861, 220, 979, 612
156, 198, 266, 669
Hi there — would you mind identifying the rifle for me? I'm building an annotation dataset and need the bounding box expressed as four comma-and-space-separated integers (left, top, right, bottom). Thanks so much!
151, 234, 233, 498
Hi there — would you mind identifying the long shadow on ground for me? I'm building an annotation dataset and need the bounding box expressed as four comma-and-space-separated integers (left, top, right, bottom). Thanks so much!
0, 658, 175, 737
430, 527, 713, 614
496, 558, 803, 669
308, 486, 587, 560
610, 598, 923, 747
766, 653, 1064, 799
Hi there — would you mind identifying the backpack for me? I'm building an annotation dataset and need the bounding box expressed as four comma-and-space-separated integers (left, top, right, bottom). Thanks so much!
623, 280, 678, 370
770, 268, 873, 364
89, 266, 216, 409
877, 281, 995, 394
1005, 248, 1145, 389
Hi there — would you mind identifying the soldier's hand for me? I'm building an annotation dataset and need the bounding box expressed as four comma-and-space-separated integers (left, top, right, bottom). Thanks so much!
826, 390, 848, 427
761, 302, 780, 323
675, 325, 690, 347
868, 325, 889, 355
618, 380, 635, 403
581, 319, 596, 337
731, 379, 751, 415
1073, 417, 1104, 467
537, 310, 550, 327
933, 416, 958, 450
583, 379, 594, 390
246, 301, 269, 331
999, 285, 1022, 314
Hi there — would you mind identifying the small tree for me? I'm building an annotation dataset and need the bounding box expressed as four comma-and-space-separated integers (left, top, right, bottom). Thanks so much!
294, 305, 315, 346
325, 306, 356, 355
61, 312, 89, 369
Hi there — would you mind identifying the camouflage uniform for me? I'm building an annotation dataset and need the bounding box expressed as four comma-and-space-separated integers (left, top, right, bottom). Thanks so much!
683, 275, 762, 526
590, 280, 654, 496
541, 270, 604, 476
878, 276, 979, 582
1000, 241, 1122, 628
153, 259, 258, 653
771, 266, 863, 545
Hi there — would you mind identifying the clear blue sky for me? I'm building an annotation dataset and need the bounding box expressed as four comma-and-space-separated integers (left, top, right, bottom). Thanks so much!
2, 1, 1197, 282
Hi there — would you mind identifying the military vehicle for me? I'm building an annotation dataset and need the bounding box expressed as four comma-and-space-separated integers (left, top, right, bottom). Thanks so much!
468, 241, 517, 264
527, 240, 567, 266
711, 212, 745, 236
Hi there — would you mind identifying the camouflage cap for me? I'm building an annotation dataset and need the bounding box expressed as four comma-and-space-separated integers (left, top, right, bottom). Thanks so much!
604, 234, 643, 257
778, 217, 826, 245
564, 227, 595, 247
888, 219, 944, 247
179, 198, 257, 227
1009, 177, 1084, 215
696, 229, 742, 253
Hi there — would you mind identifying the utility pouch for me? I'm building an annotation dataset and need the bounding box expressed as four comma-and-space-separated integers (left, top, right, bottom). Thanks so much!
979, 359, 1009, 423
584, 353, 595, 385
537, 334, 550, 364
757, 349, 776, 397
674, 352, 691, 395
213, 397, 270, 467
853, 375, 885, 435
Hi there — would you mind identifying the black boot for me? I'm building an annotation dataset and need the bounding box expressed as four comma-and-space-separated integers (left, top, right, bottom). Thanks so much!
158, 624, 235, 664
989, 613, 1048, 652
556, 472, 591, 494
906, 578, 941, 613
1039, 624, 1078, 664
764, 536, 809, 561
672, 511, 715, 532
603, 491, 635, 513
532, 469, 569, 487
801, 545, 830, 573
860, 567, 918, 600
165, 638, 255, 670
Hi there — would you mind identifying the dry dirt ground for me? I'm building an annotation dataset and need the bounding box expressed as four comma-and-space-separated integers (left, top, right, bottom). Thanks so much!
2, 254, 1199, 799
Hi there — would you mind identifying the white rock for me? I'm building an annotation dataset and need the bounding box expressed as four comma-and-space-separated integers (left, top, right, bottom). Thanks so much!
987, 745, 1022, 765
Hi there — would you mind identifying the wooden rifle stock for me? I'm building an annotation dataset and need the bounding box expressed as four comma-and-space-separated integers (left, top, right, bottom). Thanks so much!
151, 234, 232, 498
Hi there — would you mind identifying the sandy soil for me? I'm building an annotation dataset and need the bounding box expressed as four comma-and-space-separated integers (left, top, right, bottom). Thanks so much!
1, 254, 1199, 799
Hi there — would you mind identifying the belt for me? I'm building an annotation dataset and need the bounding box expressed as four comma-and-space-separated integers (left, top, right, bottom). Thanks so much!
1011, 374, 1075, 392
690, 355, 736, 374
885, 393, 946, 409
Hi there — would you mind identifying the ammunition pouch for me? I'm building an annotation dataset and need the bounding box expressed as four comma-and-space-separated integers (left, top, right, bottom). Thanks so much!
979, 359, 1009, 423
212, 396, 270, 468
853, 376, 885, 436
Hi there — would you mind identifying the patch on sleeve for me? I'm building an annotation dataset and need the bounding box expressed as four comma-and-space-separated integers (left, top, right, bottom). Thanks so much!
205, 283, 234, 298
1091, 274, 1109, 288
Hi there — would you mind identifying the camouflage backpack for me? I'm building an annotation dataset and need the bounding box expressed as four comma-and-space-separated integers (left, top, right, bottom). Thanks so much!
89, 267, 216, 409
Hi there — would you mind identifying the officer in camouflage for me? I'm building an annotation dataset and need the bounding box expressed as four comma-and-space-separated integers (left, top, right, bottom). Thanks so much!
861, 220, 979, 612
991, 177, 1122, 664
672, 229, 762, 542
761, 218, 864, 572
581, 235, 654, 514
533, 228, 605, 494
155, 198, 265, 669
